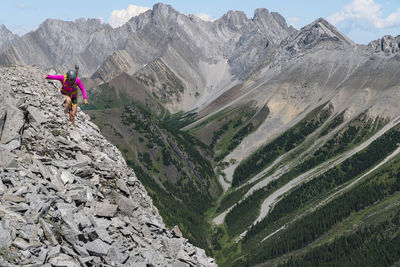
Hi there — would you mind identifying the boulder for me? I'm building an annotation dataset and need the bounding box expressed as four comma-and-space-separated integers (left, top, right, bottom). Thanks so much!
0, 106, 24, 149
84, 239, 111, 256
93, 201, 118, 218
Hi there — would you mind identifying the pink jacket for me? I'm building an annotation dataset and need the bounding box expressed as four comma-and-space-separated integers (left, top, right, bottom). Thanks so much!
46, 75, 87, 99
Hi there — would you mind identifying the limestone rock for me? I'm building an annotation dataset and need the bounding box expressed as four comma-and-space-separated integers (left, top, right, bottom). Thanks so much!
3, 193, 25, 203
115, 194, 138, 216
46, 245, 60, 260
0, 106, 24, 149
60, 171, 75, 185
39, 218, 58, 246
48, 253, 79, 267
0, 25, 19, 54
84, 239, 111, 256
172, 225, 183, 238
0, 219, 13, 247
93, 201, 118, 217
27, 105, 48, 124
0, 65, 216, 266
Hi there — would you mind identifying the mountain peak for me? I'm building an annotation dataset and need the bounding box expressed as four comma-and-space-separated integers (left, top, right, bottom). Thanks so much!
0, 24, 19, 54
223, 10, 248, 21
0, 24, 15, 36
40, 17, 110, 32
313, 17, 331, 26
0, 24, 8, 32
254, 8, 270, 17
153, 2, 173, 9
146, 2, 182, 29
217, 10, 249, 31
285, 17, 354, 53
307, 17, 338, 32
152, 2, 178, 16
74, 17, 105, 26
307, 17, 354, 45
252, 8, 294, 44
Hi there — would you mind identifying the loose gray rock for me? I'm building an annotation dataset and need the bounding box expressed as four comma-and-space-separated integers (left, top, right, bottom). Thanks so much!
27, 105, 48, 124
12, 237, 32, 250
48, 245, 61, 259
0, 65, 216, 266
73, 244, 89, 257
0, 149, 17, 168
93, 201, 118, 217
84, 239, 111, 256
0, 219, 13, 247
60, 171, 75, 185
3, 193, 25, 203
48, 253, 79, 267
39, 218, 58, 246
0, 106, 24, 148
116, 179, 130, 195
115, 194, 138, 216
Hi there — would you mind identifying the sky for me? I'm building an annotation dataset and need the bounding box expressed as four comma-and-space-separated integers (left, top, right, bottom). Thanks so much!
1, 0, 400, 44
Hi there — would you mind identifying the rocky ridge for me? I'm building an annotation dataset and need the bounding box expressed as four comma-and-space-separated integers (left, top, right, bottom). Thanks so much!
0, 65, 216, 266
283, 18, 355, 55
0, 19, 114, 77
368, 35, 400, 54
0, 25, 19, 54
0, 3, 293, 80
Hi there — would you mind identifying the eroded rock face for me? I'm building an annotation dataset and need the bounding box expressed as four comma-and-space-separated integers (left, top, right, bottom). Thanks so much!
0, 25, 19, 54
368, 35, 400, 54
283, 18, 355, 55
0, 65, 216, 266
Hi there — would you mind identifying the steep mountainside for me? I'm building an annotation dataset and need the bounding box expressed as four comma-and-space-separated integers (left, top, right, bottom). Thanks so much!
0, 19, 118, 77
189, 18, 400, 186
82, 77, 221, 251
0, 25, 19, 54
1, 3, 400, 266
0, 65, 216, 266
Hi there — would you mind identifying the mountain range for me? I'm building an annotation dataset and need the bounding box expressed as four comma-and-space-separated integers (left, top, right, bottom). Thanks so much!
1, 3, 400, 266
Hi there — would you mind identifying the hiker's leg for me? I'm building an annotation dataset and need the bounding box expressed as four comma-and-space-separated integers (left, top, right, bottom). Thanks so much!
70, 101, 78, 126
64, 95, 71, 113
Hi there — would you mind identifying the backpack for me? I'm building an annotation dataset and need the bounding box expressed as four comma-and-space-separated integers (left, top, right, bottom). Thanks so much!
61, 74, 78, 97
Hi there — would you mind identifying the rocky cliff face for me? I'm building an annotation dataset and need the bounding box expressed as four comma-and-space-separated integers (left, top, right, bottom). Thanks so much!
0, 25, 19, 54
0, 65, 216, 266
368, 35, 400, 54
0, 19, 115, 77
90, 4, 296, 111
283, 18, 355, 55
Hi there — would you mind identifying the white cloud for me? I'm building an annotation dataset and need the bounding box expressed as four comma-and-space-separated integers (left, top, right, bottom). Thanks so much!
109, 5, 150, 28
195, 13, 216, 22
329, 0, 400, 29
16, 2, 35, 10
377, 8, 400, 28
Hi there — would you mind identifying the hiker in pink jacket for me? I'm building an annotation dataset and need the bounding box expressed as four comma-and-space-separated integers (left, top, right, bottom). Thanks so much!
44, 68, 88, 126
